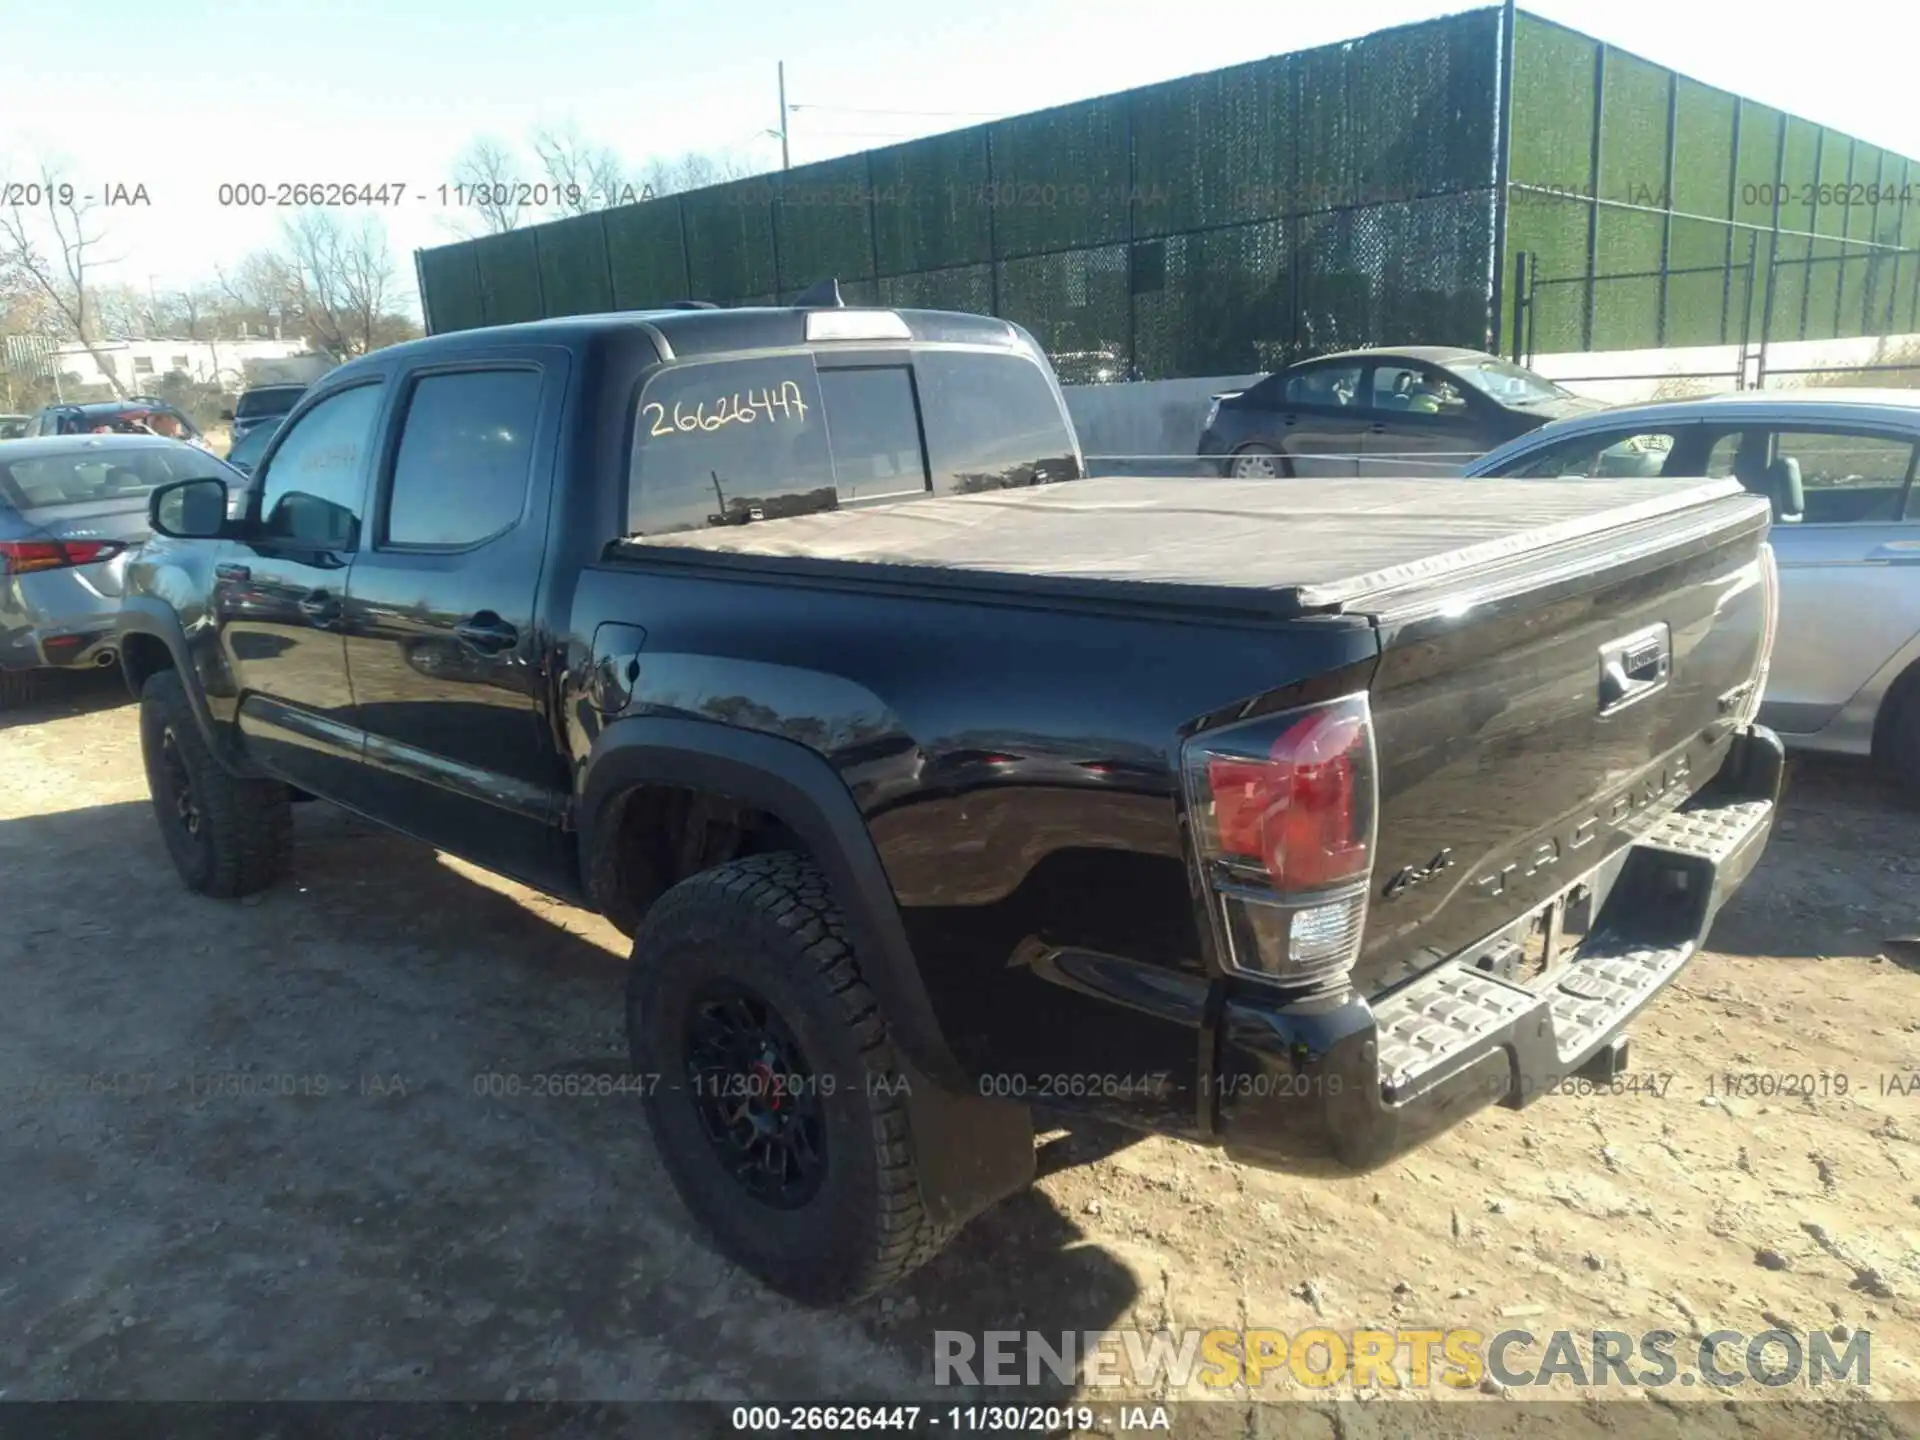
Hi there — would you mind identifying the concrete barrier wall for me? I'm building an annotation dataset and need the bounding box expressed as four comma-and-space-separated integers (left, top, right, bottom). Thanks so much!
1063, 374, 1265, 467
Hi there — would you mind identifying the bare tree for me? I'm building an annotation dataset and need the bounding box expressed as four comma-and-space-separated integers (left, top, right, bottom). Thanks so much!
531, 122, 642, 216
0, 161, 129, 395
277, 210, 403, 358
447, 137, 529, 235
636, 149, 760, 199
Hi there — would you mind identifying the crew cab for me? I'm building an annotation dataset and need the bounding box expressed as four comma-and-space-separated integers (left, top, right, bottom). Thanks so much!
118, 302, 1782, 1306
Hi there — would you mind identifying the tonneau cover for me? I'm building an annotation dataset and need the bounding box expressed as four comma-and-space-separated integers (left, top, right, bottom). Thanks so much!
623, 474, 1751, 615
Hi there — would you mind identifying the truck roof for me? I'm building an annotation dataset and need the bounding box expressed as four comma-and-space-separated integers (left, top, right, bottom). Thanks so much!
623, 473, 1761, 618
396, 307, 1029, 365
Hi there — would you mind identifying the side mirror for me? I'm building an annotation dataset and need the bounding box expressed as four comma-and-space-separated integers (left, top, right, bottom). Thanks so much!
149, 477, 232, 539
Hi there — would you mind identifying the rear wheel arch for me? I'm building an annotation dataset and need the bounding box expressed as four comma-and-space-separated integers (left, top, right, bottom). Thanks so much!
1874, 656, 1920, 793
580, 717, 966, 1091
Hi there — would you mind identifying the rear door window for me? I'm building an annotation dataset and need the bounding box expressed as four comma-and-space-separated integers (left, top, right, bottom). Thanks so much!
383, 368, 543, 547
1283, 363, 1364, 409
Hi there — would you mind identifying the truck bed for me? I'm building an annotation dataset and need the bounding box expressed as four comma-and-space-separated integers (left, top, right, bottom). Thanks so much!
619, 474, 1751, 618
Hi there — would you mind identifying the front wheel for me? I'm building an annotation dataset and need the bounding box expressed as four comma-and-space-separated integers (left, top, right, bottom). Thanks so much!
139, 669, 292, 897
1228, 444, 1291, 479
628, 852, 956, 1305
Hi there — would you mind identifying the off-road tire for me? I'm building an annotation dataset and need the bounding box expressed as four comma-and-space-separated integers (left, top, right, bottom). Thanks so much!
0, 667, 42, 711
139, 669, 292, 897
629, 851, 955, 1305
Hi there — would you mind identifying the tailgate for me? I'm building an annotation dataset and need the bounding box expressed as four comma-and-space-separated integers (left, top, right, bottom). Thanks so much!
1345, 480, 1773, 996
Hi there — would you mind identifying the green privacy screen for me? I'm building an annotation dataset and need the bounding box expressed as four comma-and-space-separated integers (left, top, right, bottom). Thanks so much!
1502, 11, 1920, 357
419, 9, 1502, 377
416, 6, 1920, 373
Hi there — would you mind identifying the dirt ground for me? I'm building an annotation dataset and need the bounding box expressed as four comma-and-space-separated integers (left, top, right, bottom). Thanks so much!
4, 668, 1920, 1436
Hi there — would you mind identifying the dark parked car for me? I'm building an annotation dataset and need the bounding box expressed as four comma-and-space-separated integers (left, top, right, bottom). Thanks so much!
120, 304, 1778, 1306
222, 383, 307, 446
1198, 346, 1608, 477
27, 397, 210, 449
0, 434, 242, 706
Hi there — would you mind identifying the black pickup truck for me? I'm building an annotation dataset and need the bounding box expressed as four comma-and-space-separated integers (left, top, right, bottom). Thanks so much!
119, 302, 1783, 1306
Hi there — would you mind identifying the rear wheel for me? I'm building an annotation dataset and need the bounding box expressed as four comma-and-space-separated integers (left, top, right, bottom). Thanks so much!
1877, 665, 1920, 798
139, 669, 292, 897
629, 852, 956, 1305
0, 668, 41, 711
1229, 444, 1291, 479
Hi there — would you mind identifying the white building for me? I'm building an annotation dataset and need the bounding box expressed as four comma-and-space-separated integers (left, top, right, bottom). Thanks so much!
47, 338, 328, 394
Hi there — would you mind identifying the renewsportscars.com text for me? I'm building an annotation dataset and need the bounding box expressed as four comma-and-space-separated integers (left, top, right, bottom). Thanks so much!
933, 1327, 1871, 1391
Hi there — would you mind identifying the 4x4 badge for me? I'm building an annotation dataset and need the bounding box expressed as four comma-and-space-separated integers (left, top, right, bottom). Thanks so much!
1384, 848, 1453, 899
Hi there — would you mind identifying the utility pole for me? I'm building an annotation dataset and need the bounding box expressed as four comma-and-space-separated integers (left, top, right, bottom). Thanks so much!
778, 62, 791, 170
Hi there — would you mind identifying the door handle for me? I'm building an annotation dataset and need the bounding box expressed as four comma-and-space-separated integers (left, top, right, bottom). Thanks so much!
1867, 543, 1920, 565
297, 591, 340, 621
453, 613, 519, 653
1367, 422, 1387, 434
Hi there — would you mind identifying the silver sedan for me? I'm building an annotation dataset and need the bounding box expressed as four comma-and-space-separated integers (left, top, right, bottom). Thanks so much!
1, 434, 243, 708
1468, 389, 1920, 790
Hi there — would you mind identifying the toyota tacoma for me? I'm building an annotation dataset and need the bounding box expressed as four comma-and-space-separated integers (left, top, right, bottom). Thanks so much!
118, 299, 1782, 1305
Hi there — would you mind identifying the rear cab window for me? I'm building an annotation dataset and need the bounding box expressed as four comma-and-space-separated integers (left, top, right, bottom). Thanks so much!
626, 344, 1079, 535
236, 387, 307, 419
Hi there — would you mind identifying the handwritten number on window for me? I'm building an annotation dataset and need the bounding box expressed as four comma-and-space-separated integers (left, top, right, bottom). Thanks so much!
641, 381, 809, 443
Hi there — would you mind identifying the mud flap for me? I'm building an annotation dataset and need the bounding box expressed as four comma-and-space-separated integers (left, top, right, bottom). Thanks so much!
897, 1052, 1035, 1228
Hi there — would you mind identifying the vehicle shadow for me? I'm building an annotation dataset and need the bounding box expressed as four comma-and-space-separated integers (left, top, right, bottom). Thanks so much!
0, 797, 1140, 1401
0, 664, 132, 731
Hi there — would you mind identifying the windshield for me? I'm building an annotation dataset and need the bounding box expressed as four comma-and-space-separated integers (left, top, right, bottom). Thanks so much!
225, 421, 279, 469
1451, 357, 1572, 406
0, 446, 234, 511
236, 386, 305, 418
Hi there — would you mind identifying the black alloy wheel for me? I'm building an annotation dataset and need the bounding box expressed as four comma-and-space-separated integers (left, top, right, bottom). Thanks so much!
684, 981, 828, 1209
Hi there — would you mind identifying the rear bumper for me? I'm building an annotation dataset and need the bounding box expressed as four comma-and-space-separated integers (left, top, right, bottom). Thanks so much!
2, 572, 124, 672
1212, 724, 1784, 1173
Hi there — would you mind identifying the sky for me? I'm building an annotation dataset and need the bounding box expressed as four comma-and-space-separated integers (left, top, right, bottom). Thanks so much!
4, 0, 1919, 315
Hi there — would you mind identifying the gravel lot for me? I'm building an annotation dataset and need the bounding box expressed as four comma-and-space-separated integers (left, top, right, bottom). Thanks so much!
4, 668, 1920, 1434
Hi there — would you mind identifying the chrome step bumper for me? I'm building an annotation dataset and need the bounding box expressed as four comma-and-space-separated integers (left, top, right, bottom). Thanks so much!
1372, 792, 1775, 1109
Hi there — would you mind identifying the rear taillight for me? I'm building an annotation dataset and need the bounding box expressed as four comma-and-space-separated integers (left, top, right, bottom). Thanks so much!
0, 539, 126, 574
1184, 693, 1378, 987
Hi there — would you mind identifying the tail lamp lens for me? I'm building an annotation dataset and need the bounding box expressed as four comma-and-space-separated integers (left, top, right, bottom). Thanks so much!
1184, 693, 1378, 987
0, 539, 125, 574
1204, 703, 1372, 890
